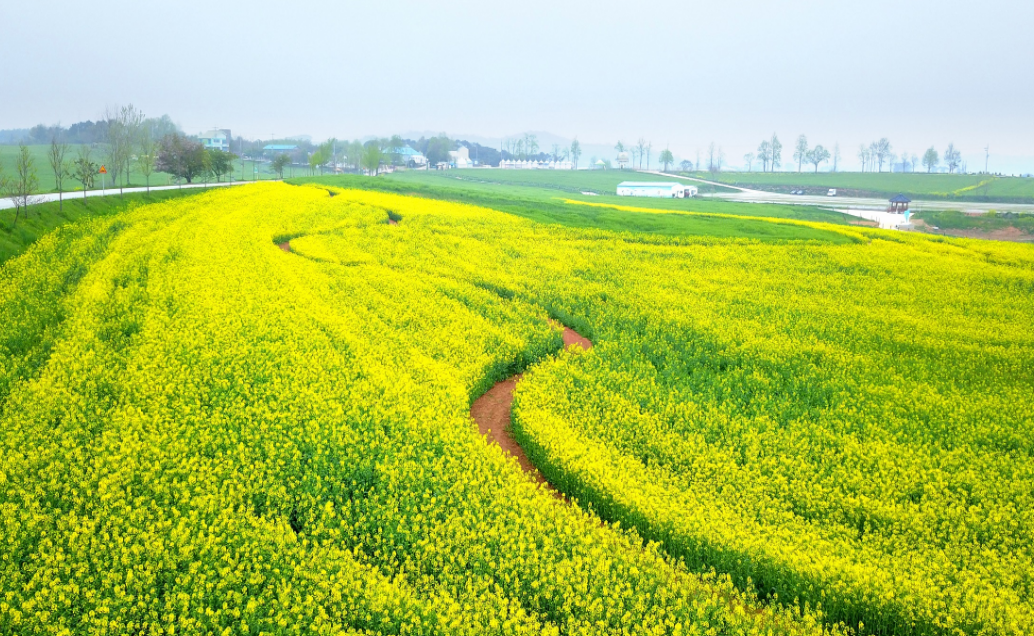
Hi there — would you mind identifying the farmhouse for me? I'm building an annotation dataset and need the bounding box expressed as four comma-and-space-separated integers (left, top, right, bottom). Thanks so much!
616, 181, 697, 198
199, 129, 231, 152
394, 145, 428, 166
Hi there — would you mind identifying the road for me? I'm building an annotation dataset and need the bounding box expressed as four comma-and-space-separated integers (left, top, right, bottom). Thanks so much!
0, 180, 253, 210
640, 171, 1034, 215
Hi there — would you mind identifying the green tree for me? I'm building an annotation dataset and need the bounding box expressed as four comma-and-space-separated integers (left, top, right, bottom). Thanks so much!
308, 149, 324, 176
48, 136, 71, 211
569, 138, 581, 169
424, 135, 452, 167
757, 140, 772, 172
271, 154, 290, 179
71, 145, 97, 200
208, 150, 236, 182
658, 148, 674, 172
348, 140, 365, 172
807, 145, 830, 172
923, 147, 940, 173
362, 143, 384, 175
387, 135, 405, 165
793, 134, 809, 172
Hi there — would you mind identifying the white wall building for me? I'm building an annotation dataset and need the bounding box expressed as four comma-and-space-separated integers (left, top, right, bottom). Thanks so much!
199, 129, 231, 152
499, 159, 573, 170
616, 181, 696, 198
448, 146, 473, 168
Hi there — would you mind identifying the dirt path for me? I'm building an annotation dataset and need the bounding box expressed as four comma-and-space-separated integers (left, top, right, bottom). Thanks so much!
471, 326, 592, 497
277, 241, 291, 253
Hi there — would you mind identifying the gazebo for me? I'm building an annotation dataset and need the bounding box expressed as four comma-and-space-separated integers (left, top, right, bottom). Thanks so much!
889, 194, 911, 213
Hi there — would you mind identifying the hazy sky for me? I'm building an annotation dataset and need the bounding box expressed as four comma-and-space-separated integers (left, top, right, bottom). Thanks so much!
3, 0, 1033, 171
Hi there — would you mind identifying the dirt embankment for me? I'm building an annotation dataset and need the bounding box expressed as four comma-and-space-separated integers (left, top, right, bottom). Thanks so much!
471, 326, 592, 498
911, 219, 1034, 243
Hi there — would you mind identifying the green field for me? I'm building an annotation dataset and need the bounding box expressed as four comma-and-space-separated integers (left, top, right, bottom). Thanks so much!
0, 144, 287, 193
700, 170, 1034, 203
388, 167, 741, 195
294, 171, 853, 234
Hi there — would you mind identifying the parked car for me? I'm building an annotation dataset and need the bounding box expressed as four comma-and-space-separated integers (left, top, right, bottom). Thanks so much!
827, 189, 837, 196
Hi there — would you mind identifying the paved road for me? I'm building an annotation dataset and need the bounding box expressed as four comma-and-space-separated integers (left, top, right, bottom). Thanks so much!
0, 180, 255, 211
640, 171, 1034, 215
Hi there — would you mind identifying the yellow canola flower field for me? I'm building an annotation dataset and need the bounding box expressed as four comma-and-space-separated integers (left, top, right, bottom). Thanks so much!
1, 182, 1032, 636
0, 183, 839, 636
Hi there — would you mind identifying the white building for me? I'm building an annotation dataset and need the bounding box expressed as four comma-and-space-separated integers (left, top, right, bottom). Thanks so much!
499, 159, 574, 170
395, 146, 427, 166
448, 146, 473, 168
617, 181, 696, 198
199, 129, 231, 152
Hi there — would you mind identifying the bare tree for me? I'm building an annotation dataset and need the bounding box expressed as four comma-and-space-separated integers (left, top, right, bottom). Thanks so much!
523, 133, 539, 159
832, 143, 841, 172
875, 138, 891, 172
5, 145, 41, 226
743, 152, 755, 172
48, 136, 71, 211
569, 138, 581, 169
104, 104, 145, 196
635, 138, 647, 169
646, 142, 652, 170
984, 145, 990, 173
707, 142, 725, 173
770, 134, 782, 171
944, 143, 961, 173
137, 121, 157, 193
793, 134, 809, 172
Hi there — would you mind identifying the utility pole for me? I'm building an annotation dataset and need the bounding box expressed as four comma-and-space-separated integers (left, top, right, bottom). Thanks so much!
985, 145, 990, 174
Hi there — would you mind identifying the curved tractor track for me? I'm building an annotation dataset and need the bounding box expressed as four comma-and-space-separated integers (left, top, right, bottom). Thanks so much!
278, 225, 591, 499
470, 326, 592, 498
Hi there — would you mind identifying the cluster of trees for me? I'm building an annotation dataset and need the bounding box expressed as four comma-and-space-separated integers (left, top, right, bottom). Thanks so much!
154, 134, 236, 185
503, 134, 541, 161
755, 134, 783, 172
921, 144, 963, 173
21, 115, 180, 146
614, 138, 657, 170
789, 135, 839, 173
500, 135, 582, 168
855, 138, 895, 172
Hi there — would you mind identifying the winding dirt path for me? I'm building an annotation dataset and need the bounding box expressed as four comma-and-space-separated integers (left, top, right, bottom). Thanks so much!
471, 326, 592, 497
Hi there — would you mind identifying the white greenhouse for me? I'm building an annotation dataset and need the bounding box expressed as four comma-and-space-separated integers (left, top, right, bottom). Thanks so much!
616, 181, 697, 198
